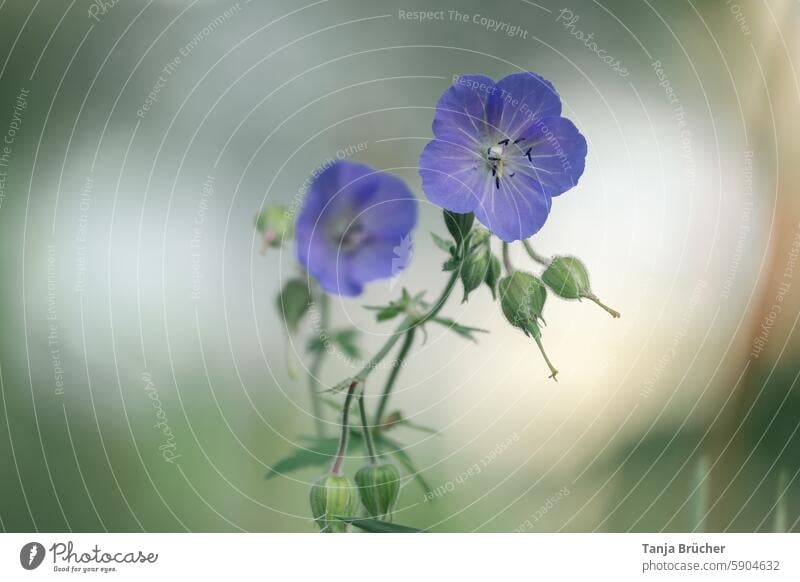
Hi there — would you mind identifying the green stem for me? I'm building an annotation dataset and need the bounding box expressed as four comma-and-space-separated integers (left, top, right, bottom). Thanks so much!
330, 381, 357, 475
354, 268, 460, 382
374, 328, 416, 428
583, 292, 621, 319
358, 394, 378, 464
308, 291, 329, 437
522, 240, 551, 266
533, 335, 559, 380
501, 242, 513, 274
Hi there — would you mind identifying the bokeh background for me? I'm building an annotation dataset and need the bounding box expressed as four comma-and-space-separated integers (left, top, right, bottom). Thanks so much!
0, 0, 799, 532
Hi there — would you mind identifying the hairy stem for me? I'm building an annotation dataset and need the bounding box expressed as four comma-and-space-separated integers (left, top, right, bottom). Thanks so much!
358, 394, 378, 464
373, 328, 416, 428
330, 381, 357, 475
522, 240, 551, 266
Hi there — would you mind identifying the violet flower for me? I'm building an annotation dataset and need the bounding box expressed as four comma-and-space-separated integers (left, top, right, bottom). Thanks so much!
419, 72, 587, 242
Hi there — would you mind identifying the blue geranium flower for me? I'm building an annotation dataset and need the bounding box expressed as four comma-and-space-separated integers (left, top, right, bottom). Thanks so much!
419, 72, 587, 242
296, 160, 418, 297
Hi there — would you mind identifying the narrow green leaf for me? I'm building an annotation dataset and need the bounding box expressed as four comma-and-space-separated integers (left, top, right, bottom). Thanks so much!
337, 517, 421, 533
395, 419, 441, 436
431, 232, 454, 253
431, 317, 489, 342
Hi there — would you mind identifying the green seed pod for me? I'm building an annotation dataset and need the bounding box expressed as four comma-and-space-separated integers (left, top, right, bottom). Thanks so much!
498, 272, 558, 379
256, 206, 293, 250
542, 256, 620, 318
309, 474, 359, 533
355, 463, 401, 520
542, 256, 589, 299
276, 278, 311, 334
498, 272, 547, 335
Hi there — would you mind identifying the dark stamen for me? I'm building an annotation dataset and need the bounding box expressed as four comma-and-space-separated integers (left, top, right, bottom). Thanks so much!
498, 138, 509, 146
495, 176, 500, 189
488, 156, 501, 162
491, 166, 496, 176
525, 147, 532, 162
513, 137, 525, 144
509, 172, 516, 177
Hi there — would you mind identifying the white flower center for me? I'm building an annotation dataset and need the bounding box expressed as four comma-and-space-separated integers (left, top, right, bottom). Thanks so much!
488, 144, 505, 159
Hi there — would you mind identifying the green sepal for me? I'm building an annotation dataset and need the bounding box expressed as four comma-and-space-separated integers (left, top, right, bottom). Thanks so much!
443, 210, 474, 245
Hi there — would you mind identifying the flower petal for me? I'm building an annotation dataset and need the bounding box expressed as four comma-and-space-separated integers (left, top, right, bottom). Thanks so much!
474, 173, 551, 242
518, 116, 587, 198
355, 174, 418, 241
419, 138, 487, 214
431, 75, 496, 147
487, 72, 562, 140
346, 239, 404, 283
295, 160, 418, 297
297, 233, 363, 297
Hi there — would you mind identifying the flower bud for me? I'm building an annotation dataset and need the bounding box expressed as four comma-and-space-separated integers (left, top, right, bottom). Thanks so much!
309, 474, 359, 533
542, 256, 620, 318
355, 463, 401, 520
542, 256, 589, 299
256, 206, 293, 251
498, 272, 546, 333
499, 272, 558, 379
276, 278, 311, 334
460, 230, 491, 302
485, 255, 501, 300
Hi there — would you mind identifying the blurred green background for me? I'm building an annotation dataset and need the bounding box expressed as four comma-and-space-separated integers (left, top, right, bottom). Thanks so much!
0, 0, 799, 532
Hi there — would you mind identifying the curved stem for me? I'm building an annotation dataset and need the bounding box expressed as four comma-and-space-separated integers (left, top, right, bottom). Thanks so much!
522, 240, 551, 267
308, 291, 329, 437
373, 328, 416, 427
358, 394, 378, 464
330, 381, 357, 475
416, 268, 460, 326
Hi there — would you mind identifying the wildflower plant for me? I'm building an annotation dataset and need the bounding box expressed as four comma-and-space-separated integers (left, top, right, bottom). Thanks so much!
262, 72, 619, 533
